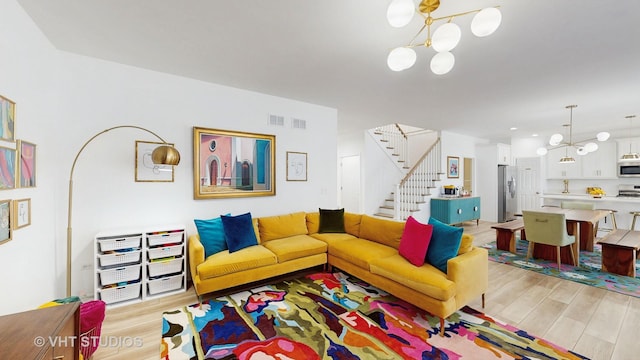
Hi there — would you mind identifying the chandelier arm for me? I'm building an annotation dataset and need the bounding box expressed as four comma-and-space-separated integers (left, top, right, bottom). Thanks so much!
407, 23, 428, 47
429, 6, 500, 22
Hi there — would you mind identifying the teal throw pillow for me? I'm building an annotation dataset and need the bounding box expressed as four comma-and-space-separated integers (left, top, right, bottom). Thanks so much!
425, 217, 463, 273
318, 208, 345, 233
221, 212, 259, 253
194, 214, 230, 258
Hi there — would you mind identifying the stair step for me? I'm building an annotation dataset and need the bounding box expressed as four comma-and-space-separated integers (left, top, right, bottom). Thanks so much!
380, 139, 389, 142
374, 212, 394, 219
379, 205, 394, 210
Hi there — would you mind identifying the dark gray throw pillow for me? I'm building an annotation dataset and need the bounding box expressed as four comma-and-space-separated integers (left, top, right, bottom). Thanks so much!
318, 208, 346, 233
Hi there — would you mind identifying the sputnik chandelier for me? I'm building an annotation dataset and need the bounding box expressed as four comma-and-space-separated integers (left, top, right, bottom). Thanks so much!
386, 0, 502, 74
536, 105, 610, 163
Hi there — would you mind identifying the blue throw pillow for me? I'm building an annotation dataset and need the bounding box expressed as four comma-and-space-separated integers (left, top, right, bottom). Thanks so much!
194, 214, 230, 258
221, 212, 259, 253
425, 217, 463, 273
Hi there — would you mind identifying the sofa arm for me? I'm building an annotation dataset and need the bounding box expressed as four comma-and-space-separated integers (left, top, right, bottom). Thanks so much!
188, 234, 205, 279
446, 247, 488, 306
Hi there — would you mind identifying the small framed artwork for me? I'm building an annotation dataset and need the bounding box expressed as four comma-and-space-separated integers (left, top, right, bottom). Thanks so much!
135, 140, 175, 182
286, 151, 307, 181
17, 140, 36, 188
12, 198, 30, 229
447, 156, 459, 178
193, 127, 276, 199
0, 200, 11, 245
0, 146, 16, 190
0, 95, 15, 142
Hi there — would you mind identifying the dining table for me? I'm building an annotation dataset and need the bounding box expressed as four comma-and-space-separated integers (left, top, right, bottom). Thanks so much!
521, 207, 611, 266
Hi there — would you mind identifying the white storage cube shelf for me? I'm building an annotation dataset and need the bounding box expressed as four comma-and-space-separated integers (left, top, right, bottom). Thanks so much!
147, 257, 183, 277
99, 264, 141, 286
148, 274, 184, 295
98, 250, 142, 268
148, 244, 183, 260
147, 231, 184, 247
99, 282, 141, 304
98, 235, 142, 252
95, 225, 186, 307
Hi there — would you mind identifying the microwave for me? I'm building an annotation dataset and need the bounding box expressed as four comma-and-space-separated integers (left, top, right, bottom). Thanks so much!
618, 161, 640, 177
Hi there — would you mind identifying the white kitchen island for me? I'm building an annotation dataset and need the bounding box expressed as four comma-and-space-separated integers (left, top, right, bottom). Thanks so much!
540, 193, 640, 230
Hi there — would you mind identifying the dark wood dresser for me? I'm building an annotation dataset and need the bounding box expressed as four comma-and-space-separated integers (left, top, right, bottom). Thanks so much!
0, 302, 80, 359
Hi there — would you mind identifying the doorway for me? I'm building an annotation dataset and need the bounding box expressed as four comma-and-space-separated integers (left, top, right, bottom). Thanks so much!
340, 155, 361, 213
516, 157, 542, 211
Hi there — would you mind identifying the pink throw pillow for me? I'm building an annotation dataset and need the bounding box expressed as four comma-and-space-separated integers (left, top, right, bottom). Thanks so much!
398, 216, 433, 266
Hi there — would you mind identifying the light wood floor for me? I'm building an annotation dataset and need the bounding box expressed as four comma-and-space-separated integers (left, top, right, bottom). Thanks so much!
92, 221, 640, 360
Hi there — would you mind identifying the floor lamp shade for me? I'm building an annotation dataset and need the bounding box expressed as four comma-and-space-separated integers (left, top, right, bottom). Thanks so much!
66, 125, 180, 297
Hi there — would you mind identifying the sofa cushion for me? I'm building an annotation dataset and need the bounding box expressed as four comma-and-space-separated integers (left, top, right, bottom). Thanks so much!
370, 254, 456, 301
318, 208, 346, 233
426, 217, 463, 273
457, 234, 474, 255
259, 212, 308, 242
358, 215, 405, 249
398, 216, 433, 266
197, 245, 277, 280
307, 212, 362, 237
221, 213, 259, 253
261, 235, 328, 262
310, 232, 358, 247
329, 238, 397, 270
193, 215, 229, 258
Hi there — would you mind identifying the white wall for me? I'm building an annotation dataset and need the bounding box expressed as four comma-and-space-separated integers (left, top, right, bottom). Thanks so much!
0, 0, 338, 315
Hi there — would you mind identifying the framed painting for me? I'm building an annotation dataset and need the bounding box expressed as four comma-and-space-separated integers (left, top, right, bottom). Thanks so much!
17, 140, 36, 188
0, 95, 15, 142
0, 146, 16, 190
12, 198, 30, 229
286, 151, 307, 181
447, 156, 459, 178
135, 140, 175, 182
0, 200, 11, 245
193, 127, 276, 199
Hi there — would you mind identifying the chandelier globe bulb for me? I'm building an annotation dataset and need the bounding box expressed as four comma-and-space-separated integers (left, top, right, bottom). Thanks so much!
387, 0, 415, 28
431, 23, 462, 52
387, 47, 417, 71
471, 7, 502, 37
430, 51, 455, 75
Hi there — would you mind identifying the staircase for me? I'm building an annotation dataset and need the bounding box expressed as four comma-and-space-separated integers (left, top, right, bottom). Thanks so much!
372, 126, 442, 220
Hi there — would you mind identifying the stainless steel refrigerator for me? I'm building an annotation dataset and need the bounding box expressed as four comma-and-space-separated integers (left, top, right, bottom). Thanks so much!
498, 165, 518, 222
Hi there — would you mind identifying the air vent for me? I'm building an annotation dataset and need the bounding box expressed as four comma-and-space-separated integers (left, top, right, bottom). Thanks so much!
268, 114, 285, 127
291, 118, 307, 130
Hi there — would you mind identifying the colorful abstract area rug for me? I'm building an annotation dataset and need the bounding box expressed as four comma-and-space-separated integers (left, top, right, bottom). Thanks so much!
484, 239, 640, 298
161, 272, 587, 359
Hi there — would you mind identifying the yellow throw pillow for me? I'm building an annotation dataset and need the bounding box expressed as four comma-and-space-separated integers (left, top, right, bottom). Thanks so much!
258, 212, 308, 242
457, 233, 474, 255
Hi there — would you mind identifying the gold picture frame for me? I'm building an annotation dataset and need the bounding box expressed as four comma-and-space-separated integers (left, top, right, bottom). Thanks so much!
193, 127, 276, 199
12, 198, 30, 229
286, 151, 307, 181
135, 140, 175, 182
0, 94, 15, 142
17, 140, 36, 188
0, 200, 11, 245
447, 156, 460, 178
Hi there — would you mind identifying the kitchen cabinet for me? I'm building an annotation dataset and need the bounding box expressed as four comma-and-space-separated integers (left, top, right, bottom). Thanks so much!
430, 196, 481, 225
545, 141, 616, 179
497, 143, 512, 165
580, 141, 617, 178
546, 147, 581, 179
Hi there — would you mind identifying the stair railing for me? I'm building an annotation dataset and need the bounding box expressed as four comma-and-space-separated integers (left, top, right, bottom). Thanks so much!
373, 124, 409, 168
394, 138, 441, 220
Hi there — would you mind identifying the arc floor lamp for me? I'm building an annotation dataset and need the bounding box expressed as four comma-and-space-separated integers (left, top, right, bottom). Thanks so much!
66, 125, 181, 297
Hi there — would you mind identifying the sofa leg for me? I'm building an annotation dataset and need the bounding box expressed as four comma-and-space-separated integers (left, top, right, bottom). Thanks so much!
198, 295, 203, 308
439, 317, 445, 336
482, 293, 486, 308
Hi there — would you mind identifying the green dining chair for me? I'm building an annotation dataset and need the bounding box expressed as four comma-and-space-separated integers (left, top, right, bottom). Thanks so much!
560, 201, 595, 210
522, 210, 577, 270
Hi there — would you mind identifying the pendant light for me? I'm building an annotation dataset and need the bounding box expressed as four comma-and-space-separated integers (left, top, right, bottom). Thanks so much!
620, 115, 639, 160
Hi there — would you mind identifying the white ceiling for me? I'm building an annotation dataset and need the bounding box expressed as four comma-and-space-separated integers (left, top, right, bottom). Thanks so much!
15, 0, 640, 142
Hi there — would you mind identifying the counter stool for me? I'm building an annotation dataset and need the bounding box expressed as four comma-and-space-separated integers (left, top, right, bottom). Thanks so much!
631, 211, 640, 230
595, 208, 617, 233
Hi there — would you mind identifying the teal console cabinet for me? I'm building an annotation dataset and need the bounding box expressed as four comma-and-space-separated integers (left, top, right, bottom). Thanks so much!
430, 197, 481, 225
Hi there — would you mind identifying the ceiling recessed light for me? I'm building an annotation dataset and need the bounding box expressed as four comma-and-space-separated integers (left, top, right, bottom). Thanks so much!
510, 127, 518, 131
532, 134, 539, 137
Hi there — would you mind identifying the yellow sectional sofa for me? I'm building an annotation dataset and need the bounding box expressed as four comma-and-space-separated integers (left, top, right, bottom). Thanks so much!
188, 211, 488, 335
